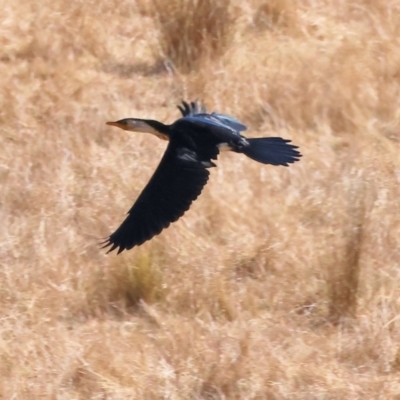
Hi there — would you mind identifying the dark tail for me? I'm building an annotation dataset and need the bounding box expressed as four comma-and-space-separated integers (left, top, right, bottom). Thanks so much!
243, 137, 302, 166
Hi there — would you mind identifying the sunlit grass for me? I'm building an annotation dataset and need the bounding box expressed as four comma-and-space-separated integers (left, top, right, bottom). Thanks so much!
149, 0, 234, 72
0, 0, 400, 397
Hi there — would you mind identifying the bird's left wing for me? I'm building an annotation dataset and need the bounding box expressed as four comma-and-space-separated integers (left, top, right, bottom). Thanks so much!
177, 100, 247, 132
177, 100, 206, 117
102, 140, 212, 254
209, 112, 247, 132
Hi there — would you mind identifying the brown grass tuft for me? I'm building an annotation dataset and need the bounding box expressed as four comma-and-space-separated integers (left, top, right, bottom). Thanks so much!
324, 166, 368, 324
85, 249, 163, 315
149, 0, 234, 72
252, 0, 297, 31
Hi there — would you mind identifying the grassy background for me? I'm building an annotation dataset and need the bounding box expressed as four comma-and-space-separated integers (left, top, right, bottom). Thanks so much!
1, 0, 400, 397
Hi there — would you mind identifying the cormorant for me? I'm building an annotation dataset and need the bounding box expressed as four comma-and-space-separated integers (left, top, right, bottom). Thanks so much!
102, 101, 302, 254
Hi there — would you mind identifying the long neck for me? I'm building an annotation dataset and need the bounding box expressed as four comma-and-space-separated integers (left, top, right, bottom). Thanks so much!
144, 119, 170, 137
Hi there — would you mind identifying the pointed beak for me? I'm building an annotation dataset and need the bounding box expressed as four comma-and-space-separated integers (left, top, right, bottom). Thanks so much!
106, 121, 124, 129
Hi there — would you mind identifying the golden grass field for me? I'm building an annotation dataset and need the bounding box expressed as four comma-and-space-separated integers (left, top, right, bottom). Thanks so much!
1, 0, 400, 397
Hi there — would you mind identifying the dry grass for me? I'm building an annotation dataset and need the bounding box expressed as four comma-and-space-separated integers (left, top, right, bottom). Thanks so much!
149, 0, 234, 73
1, 0, 400, 397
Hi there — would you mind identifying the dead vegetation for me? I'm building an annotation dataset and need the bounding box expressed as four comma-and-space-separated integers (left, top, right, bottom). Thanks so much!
150, 0, 234, 72
0, 0, 400, 397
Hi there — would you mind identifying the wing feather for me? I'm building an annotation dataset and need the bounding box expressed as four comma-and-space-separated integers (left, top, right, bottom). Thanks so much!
177, 100, 247, 132
102, 140, 211, 254
177, 100, 207, 117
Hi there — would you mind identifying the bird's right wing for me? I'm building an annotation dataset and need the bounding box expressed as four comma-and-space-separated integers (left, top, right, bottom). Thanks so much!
102, 140, 212, 254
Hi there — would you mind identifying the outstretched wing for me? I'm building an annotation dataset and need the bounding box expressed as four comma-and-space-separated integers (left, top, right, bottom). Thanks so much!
102, 139, 212, 254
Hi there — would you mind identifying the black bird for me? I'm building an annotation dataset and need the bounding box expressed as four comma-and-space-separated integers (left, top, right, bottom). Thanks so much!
103, 101, 302, 254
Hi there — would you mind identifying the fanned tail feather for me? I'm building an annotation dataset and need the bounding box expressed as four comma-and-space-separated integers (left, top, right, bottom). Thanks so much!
243, 137, 302, 166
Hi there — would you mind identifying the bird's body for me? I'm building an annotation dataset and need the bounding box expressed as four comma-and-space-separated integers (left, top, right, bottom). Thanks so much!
103, 101, 302, 254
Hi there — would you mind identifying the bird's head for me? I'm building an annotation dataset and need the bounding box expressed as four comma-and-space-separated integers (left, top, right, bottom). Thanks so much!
106, 118, 169, 140
107, 118, 155, 133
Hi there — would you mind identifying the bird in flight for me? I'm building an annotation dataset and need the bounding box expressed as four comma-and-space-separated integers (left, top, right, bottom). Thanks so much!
103, 101, 302, 254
